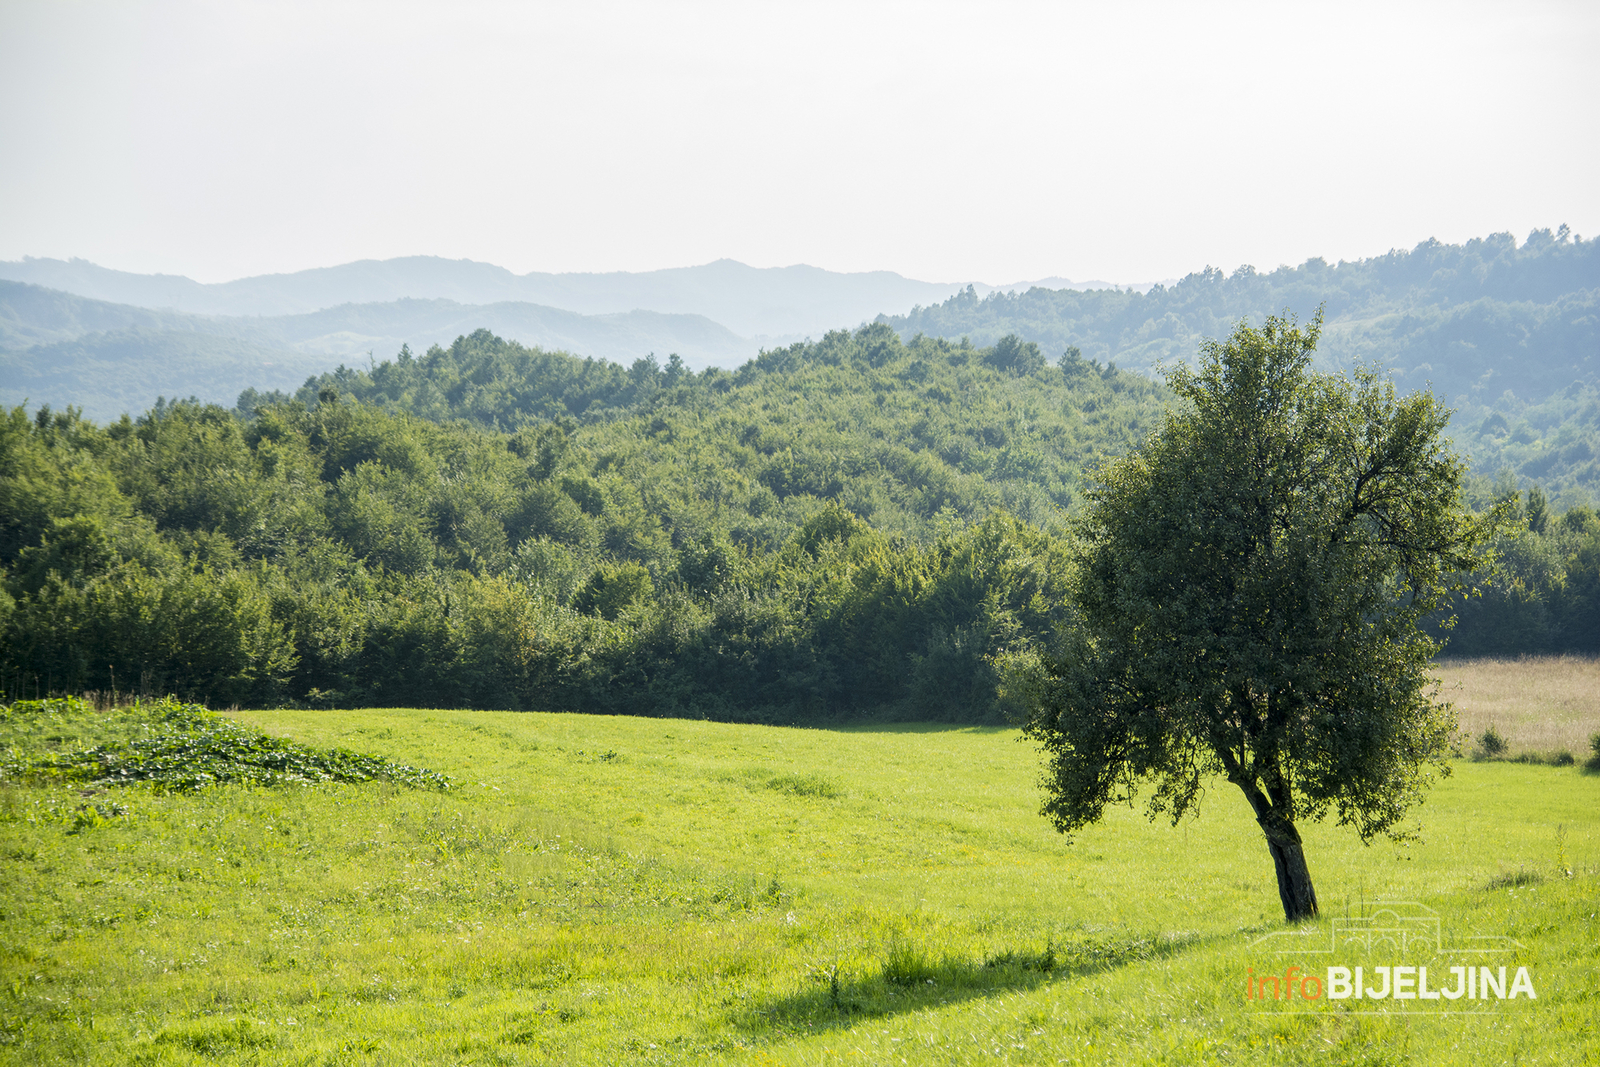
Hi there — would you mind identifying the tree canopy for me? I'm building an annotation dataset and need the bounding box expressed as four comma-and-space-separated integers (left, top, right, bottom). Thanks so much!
2, 325, 1153, 717
1021, 312, 1504, 922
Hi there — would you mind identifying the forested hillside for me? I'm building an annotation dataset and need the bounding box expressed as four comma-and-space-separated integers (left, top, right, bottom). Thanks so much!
4, 322, 1593, 717
1, 326, 1163, 716
884, 229, 1600, 502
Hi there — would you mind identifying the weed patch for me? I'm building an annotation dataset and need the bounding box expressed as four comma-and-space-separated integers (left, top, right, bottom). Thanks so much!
1, 697, 449, 792
764, 772, 843, 798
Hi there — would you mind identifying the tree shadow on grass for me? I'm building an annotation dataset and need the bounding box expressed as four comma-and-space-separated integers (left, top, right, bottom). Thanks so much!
732, 929, 1228, 1036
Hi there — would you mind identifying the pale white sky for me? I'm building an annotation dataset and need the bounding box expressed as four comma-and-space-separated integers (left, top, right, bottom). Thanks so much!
2, 0, 1596, 285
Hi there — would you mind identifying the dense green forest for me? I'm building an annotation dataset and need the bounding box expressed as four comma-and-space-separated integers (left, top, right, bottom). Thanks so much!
2, 324, 1593, 717
884, 229, 1600, 503
1442, 482, 1600, 656
1, 326, 1163, 715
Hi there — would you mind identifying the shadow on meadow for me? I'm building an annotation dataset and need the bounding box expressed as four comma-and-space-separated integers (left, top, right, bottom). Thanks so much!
735, 929, 1226, 1035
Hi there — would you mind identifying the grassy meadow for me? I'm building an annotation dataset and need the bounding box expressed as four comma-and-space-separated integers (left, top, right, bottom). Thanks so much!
2, 660, 1598, 1065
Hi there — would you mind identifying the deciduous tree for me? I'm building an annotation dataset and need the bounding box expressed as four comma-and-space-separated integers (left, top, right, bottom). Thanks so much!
1022, 312, 1503, 922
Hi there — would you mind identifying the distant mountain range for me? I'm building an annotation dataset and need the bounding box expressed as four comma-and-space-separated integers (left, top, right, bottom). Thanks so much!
0, 280, 766, 420
881, 230, 1600, 408
878, 229, 1600, 502
0, 256, 981, 342
0, 257, 1139, 420
4, 236, 1594, 506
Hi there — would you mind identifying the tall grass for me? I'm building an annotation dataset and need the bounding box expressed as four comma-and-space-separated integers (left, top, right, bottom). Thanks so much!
1435, 654, 1600, 757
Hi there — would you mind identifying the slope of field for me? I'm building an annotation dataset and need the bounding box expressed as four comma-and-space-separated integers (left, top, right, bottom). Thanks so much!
1, 693, 1594, 1065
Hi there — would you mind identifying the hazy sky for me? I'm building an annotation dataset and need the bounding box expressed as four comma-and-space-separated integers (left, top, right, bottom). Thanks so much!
2, 0, 1597, 285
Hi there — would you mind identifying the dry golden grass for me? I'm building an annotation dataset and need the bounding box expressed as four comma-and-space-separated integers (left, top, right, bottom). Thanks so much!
1434, 654, 1600, 758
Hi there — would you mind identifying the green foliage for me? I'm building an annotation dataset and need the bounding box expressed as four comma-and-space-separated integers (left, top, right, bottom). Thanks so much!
2, 324, 1151, 719
7, 310, 1584, 719
883, 232, 1600, 500
0, 696, 449, 791
572, 560, 653, 620
1433, 489, 1600, 655
1450, 382, 1600, 509
1022, 313, 1503, 921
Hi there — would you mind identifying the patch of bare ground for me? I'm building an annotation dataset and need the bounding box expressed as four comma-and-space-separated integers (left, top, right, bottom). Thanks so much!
1433, 654, 1600, 759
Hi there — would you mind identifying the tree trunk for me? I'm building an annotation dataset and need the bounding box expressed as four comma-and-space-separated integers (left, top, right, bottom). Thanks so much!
1232, 779, 1320, 922
1259, 815, 1319, 923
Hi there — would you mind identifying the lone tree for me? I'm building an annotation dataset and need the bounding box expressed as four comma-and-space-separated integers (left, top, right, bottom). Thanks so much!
1022, 313, 1501, 922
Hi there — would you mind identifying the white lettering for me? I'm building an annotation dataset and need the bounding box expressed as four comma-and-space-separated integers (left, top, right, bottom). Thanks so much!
1393, 966, 1416, 999
1327, 967, 1353, 999
1417, 966, 1440, 1000
1365, 966, 1390, 1000
1439, 966, 1467, 1000
1481, 966, 1506, 999
1509, 967, 1536, 999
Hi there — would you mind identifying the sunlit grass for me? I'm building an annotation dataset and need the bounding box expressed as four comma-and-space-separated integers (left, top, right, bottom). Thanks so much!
2, 690, 1596, 1065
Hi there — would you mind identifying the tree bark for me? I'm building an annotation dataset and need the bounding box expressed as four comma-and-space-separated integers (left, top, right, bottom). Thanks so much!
1232, 779, 1320, 923
1259, 815, 1319, 922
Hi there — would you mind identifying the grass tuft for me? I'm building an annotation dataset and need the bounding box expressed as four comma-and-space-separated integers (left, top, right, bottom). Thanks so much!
982, 940, 1056, 972
764, 772, 843, 798
153, 1018, 276, 1054
1482, 868, 1545, 890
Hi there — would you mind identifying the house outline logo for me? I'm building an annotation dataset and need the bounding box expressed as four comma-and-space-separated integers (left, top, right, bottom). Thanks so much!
1249, 900, 1523, 959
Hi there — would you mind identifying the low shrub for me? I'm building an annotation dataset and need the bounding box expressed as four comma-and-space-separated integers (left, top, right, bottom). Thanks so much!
1508, 750, 1576, 767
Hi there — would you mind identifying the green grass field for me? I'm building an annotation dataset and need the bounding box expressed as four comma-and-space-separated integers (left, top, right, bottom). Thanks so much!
2, 690, 1597, 1065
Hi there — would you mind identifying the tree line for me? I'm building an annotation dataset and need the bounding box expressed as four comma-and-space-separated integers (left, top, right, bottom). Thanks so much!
4, 326, 1140, 714
2, 324, 1593, 716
